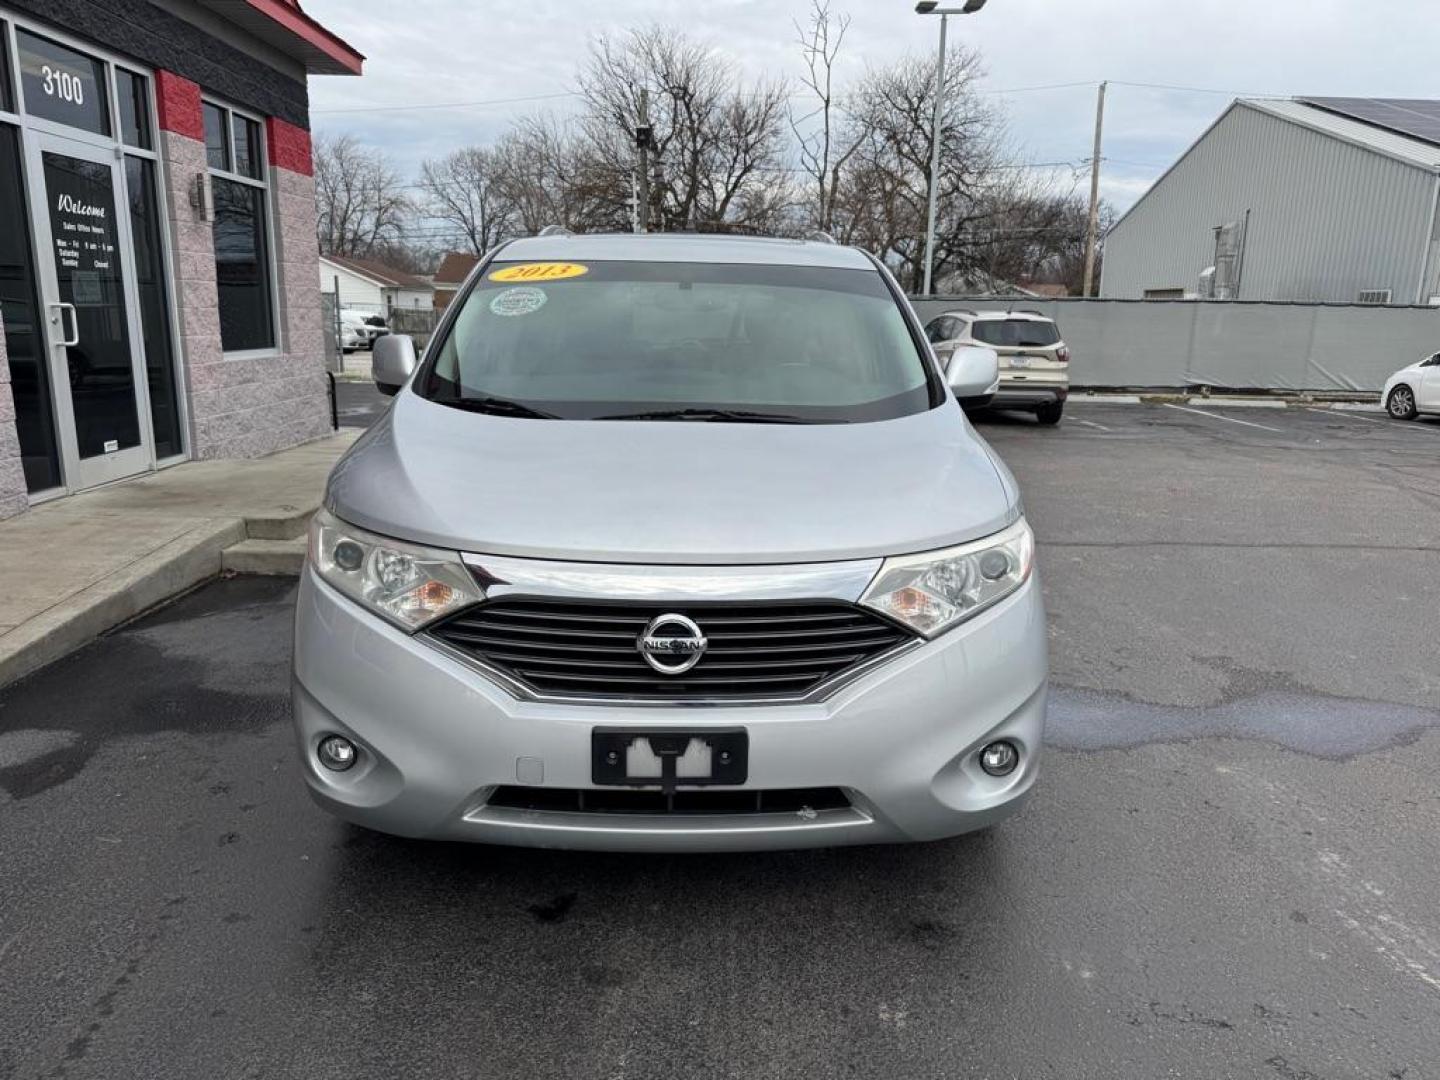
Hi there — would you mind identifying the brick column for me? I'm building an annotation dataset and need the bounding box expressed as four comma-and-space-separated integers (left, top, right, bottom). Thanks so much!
0, 318, 28, 519
265, 115, 330, 447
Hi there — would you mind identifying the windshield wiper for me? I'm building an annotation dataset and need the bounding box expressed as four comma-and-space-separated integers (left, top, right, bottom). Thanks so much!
596, 407, 824, 424
439, 395, 561, 420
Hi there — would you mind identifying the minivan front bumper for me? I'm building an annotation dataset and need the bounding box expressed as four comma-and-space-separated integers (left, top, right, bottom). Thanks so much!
292, 566, 1048, 852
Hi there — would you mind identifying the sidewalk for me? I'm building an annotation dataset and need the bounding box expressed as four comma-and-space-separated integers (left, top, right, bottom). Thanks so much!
0, 431, 358, 688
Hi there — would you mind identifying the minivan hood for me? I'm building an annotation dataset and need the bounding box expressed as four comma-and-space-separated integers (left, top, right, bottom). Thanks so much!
327, 391, 1017, 565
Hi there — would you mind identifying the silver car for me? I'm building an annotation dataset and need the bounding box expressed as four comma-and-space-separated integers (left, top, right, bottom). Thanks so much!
293, 233, 1047, 852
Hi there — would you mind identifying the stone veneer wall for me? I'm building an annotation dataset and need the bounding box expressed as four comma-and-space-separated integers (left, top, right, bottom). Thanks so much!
0, 318, 26, 519
157, 81, 331, 460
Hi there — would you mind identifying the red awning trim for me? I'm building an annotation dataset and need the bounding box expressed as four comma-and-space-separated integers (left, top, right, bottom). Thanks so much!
244, 0, 364, 75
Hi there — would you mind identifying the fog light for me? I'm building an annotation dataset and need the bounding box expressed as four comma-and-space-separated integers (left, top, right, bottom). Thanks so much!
979, 740, 1019, 777
317, 734, 357, 772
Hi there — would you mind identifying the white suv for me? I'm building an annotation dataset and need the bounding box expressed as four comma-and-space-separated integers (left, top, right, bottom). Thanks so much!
925, 310, 1070, 425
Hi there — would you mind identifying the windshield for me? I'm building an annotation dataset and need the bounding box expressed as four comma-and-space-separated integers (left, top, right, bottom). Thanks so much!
970, 319, 1061, 348
420, 259, 936, 422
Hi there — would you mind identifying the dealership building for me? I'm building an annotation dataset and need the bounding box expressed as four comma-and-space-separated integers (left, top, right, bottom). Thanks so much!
0, 1, 361, 519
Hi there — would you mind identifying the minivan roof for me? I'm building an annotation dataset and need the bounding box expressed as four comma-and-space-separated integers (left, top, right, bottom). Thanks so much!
495, 232, 876, 270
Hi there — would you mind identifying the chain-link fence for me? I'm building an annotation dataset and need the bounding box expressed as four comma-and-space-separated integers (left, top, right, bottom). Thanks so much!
388, 307, 441, 350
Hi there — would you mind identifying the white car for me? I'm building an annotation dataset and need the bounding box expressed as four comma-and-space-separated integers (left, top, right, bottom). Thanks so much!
339, 323, 367, 353
1383, 351, 1440, 420
340, 309, 390, 350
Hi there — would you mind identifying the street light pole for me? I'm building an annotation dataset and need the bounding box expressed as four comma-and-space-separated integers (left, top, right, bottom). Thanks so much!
916, 0, 987, 297
922, 13, 948, 296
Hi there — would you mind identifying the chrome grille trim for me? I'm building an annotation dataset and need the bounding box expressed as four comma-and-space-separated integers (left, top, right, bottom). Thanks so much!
460, 552, 883, 603
423, 599, 919, 707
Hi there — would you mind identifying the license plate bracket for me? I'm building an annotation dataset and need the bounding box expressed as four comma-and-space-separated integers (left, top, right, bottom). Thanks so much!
592, 728, 748, 790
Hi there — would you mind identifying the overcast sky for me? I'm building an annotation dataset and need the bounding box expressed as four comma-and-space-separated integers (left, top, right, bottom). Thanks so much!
301, 0, 1439, 219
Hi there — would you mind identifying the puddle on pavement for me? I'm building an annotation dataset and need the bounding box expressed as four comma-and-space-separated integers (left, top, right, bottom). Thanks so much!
0, 576, 296, 800
1047, 685, 1440, 759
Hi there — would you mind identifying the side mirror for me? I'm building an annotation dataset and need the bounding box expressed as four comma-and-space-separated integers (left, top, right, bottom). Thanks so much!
372, 333, 417, 397
945, 344, 1000, 401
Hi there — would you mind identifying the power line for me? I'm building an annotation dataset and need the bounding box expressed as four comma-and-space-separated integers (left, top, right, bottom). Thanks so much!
1109, 79, 1282, 97
977, 80, 1094, 96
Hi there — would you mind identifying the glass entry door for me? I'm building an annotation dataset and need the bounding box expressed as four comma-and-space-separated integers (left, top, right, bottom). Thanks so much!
25, 130, 152, 489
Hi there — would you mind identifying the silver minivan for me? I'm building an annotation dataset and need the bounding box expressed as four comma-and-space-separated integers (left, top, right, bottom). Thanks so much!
293, 233, 1047, 851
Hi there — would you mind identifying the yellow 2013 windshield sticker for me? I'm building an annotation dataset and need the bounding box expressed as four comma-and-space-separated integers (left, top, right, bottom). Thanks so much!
489, 262, 589, 282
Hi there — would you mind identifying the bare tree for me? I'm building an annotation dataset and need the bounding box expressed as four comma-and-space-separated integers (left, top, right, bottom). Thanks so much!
789, 1, 866, 233
313, 133, 412, 257
322, 18, 1065, 279
576, 26, 788, 231
491, 114, 607, 234
831, 47, 1001, 291
418, 147, 513, 255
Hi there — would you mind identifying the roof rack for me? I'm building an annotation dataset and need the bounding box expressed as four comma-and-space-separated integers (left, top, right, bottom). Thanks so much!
537, 224, 571, 237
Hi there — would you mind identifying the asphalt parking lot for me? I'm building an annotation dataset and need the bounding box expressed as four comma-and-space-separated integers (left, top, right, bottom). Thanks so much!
2, 400, 1438, 1079
335, 378, 386, 428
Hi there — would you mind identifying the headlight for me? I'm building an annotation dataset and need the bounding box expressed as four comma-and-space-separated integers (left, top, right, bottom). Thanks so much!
859, 518, 1034, 637
309, 508, 482, 631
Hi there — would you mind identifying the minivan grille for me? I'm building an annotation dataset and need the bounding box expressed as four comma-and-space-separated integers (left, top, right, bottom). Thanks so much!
427, 599, 914, 702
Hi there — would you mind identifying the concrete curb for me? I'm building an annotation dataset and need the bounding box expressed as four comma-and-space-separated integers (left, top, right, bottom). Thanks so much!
0, 517, 247, 688
222, 537, 307, 576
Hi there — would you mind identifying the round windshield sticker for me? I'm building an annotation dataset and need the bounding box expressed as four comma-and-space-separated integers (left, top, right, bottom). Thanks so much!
489, 286, 548, 317
489, 262, 589, 282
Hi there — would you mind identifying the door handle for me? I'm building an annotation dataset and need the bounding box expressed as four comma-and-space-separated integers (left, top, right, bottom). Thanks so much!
49, 303, 79, 347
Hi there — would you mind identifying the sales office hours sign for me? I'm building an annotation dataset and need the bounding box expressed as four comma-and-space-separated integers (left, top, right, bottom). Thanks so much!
15, 30, 112, 137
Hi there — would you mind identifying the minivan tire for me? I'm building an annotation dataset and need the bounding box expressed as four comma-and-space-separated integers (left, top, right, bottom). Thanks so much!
1035, 402, 1064, 425
1387, 385, 1418, 420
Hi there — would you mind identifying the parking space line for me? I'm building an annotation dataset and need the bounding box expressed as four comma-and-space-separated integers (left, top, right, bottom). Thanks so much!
1162, 403, 1285, 432
1306, 407, 1439, 434
1074, 419, 1113, 431
1306, 407, 1384, 424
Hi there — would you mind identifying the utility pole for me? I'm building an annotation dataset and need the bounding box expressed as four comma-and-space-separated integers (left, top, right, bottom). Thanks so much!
921, 13, 948, 296
636, 88, 653, 233
1082, 81, 1107, 298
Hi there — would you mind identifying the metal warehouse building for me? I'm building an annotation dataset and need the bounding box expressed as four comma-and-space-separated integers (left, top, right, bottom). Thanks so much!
1101, 98, 1440, 305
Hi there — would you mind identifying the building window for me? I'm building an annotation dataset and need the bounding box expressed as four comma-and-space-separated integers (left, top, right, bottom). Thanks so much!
231, 113, 261, 178
14, 28, 110, 136
1, 21, 14, 114
115, 67, 151, 150
204, 98, 275, 353
202, 102, 227, 169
